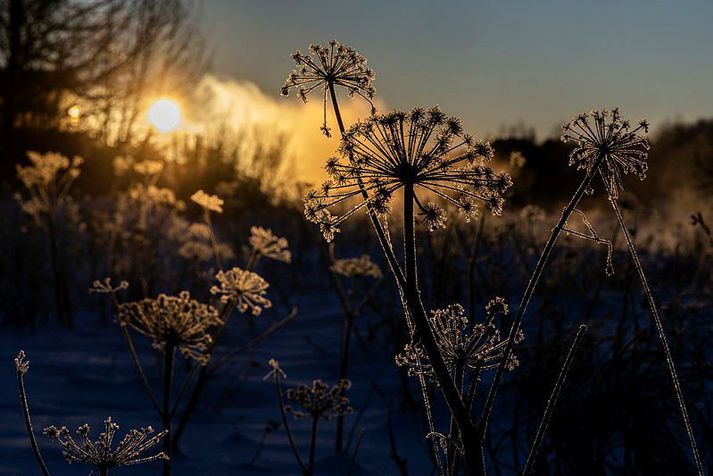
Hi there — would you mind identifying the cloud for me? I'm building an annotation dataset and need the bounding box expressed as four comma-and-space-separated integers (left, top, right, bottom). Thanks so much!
183, 74, 379, 184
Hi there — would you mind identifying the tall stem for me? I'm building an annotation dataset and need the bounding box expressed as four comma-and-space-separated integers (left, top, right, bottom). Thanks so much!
609, 194, 704, 475
274, 372, 307, 474
16, 366, 51, 476
327, 85, 480, 473
480, 155, 604, 440
162, 343, 175, 476
335, 292, 354, 453
403, 183, 483, 475
204, 210, 223, 271
308, 417, 318, 475
47, 211, 72, 327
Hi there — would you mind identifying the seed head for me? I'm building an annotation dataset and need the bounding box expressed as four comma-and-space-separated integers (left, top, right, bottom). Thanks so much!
190, 189, 224, 213
284, 379, 353, 420
330, 254, 382, 279
118, 291, 221, 364
249, 227, 292, 263
304, 107, 511, 241
282, 40, 376, 136
15, 351, 29, 375
561, 108, 649, 198
395, 300, 522, 380
43, 418, 168, 470
210, 267, 272, 316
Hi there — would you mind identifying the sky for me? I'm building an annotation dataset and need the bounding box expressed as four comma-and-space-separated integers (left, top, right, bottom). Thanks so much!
200, 0, 713, 140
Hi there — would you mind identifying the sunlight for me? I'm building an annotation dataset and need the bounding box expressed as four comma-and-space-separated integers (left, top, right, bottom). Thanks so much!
67, 105, 81, 121
148, 98, 181, 132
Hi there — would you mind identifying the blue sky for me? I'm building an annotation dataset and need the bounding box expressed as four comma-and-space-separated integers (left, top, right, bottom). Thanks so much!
202, 0, 713, 139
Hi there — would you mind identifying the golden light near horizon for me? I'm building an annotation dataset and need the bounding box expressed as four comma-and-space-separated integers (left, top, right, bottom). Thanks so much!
148, 98, 181, 132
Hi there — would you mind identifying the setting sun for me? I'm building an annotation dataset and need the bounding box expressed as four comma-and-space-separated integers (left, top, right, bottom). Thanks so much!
148, 98, 181, 132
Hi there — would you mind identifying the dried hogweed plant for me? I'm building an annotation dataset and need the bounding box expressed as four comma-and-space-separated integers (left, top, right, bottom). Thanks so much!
43, 419, 167, 476
286, 40, 602, 476
115, 290, 219, 476
92, 224, 296, 462
169, 225, 296, 451
14, 351, 166, 476
264, 359, 353, 476
191, 189, 225, 269
285, 40, 514, 474
15, 151, 84, 326
483, 108, 703, 474
565, 108, 702, 474
281, 39, 375, 137
327, 248, 382, 452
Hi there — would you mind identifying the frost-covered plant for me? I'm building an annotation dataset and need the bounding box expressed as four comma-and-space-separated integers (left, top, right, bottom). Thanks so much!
210, 268, 272, 315
249, 226, 292, 264
330, 254, 383, 279
190, 189, 225, 269
43, 419, 167, 475
265, 359, 352, 476
281, 39, 375, 136
118, 291, 221, 364
395, 301, 522, 379
563, 108, 702, 474
327, 248, 382, 452
14, 351, 166, 476
114, 290, 219, 476
15, 151, 83, 326
286, 40, 511, 473
483, 108, 703, 475
303, 108, 511, 241
170, 228, 295, 450
15, 351, 50, 476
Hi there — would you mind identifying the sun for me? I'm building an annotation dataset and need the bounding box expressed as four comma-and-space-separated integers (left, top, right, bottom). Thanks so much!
148, 98, 181, 132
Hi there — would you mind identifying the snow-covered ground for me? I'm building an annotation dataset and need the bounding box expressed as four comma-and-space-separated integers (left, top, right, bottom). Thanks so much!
0, 292, 437, 475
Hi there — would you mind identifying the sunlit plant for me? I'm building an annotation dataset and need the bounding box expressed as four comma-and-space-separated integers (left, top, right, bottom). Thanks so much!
15, 151, 83, 326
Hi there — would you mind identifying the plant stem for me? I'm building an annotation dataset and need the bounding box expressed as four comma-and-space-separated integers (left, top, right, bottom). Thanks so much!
335, 298, 354, 453
327, 85, 479, 473
329, 244, 355, 453
609, 193, 704, 475
308, 417, 318, 475
119, 324, 161, 414
522, 325, 587, 475
16, 367, 51, 476
46, 211, 72, 327
204, 210, 223, 271
480, 154, 604, 440
100, 467, 109, 476
403, 182, 483, 476
162, 343, 176, 476
273, 372, 307, 474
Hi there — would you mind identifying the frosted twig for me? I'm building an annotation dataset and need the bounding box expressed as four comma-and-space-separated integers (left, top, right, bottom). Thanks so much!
563, 208, 614, 276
